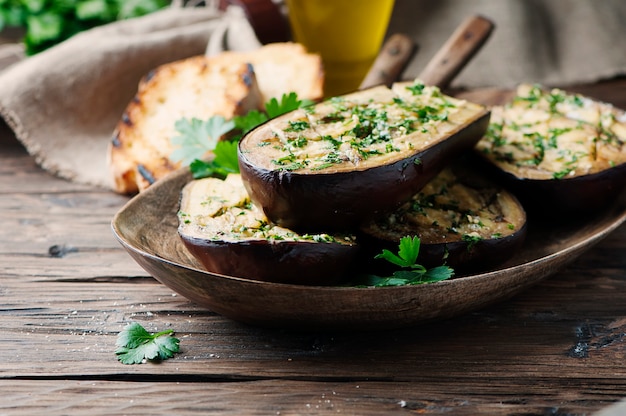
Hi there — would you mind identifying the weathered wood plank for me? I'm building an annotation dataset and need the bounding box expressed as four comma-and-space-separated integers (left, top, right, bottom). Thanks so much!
1, 80, 626, 415
1, 259, 626, 378
0, 379, 623, 415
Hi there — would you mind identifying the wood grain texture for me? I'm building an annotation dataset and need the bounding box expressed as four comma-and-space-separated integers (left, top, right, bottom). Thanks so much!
359, 33, 417, 90
1, 79, 626, 415
418, 15, 495, 89
2, 378, 626, 415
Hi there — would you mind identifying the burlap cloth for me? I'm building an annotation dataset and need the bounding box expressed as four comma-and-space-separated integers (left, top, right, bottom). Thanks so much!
0, 0, 624, 190
395, 0, 626, 88
0, 6, 261, 190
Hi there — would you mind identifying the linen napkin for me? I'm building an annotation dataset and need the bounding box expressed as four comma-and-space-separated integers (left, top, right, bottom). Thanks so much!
391, 0, 626, 89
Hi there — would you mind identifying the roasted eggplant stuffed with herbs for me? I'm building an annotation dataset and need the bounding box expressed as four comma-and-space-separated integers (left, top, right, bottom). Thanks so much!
178, 174, 358, 285
238, 80, 490, 231
476, 84, 626, 214
360, 160, 527, 273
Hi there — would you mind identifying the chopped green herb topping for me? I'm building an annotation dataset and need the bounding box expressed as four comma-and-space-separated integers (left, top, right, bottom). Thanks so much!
244, 81, 469, 172
285, 120, 310, 132
477, 84, 626, 179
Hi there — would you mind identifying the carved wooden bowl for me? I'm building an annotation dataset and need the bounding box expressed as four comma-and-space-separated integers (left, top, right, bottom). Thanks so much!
111, 165, 626, 331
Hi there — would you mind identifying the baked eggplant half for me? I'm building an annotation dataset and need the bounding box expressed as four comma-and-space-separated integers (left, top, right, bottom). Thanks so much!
238, 80, 490, 231
178, 174, 358, 285
476, 84, 626, 215
360, 160, 527, 273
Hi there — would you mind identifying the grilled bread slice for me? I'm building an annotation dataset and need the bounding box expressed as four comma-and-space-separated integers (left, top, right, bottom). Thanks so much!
109, 58, 262, 194
216, 42, 324, 105
108, 42, 324, 194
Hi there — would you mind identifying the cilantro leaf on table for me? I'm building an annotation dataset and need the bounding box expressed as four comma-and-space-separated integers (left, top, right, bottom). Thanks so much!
115, 322, 180, 365
170, 116, 235, 166
352, 236, 454, 287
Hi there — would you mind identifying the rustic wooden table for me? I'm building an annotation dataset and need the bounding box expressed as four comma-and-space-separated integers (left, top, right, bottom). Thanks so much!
1, 79, 626, 415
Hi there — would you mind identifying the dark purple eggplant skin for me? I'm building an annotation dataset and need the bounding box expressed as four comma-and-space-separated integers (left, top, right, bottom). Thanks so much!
180, 235, 359, 285
420, 225, 527, 273
357, 157, 528, 275
476, 153, 626, 218
238, 111, 491, 232
359, 212, 527, 275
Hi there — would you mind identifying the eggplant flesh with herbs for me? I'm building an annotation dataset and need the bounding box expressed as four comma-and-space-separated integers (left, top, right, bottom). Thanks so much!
360, 160, 527, 273
238, 80, 491, 231
475, 84, 626, 215
178, 174, 358, 285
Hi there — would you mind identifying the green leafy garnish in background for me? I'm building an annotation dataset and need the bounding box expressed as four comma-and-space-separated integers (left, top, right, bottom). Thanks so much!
170, 116, 235, 167
115, 322, 180, 365
170, 93, 314, 179
265, 92, 314, 118
233, 109, 268, 136
0, 0, 169, 55
355, 236, 454, 287
188, 140, 240, 180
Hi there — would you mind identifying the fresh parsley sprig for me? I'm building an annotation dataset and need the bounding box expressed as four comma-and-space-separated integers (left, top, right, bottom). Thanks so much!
357, 236, 454, 287
115, 322, 180, 365
170, 93, 314, 179
232, 110, 269, 137
170, 116, 235, 167
265, 92, 314, 118
188, 140, 240, 179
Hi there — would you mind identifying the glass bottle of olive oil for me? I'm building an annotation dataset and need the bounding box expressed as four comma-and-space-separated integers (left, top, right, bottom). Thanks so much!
285, 0, 395, 97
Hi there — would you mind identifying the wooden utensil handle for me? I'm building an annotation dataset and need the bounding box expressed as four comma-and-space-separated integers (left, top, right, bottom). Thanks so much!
359, 33, 417, 90
418, 15, 495, 89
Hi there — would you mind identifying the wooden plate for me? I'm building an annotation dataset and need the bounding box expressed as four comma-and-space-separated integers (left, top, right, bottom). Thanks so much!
111, 165, 626, 331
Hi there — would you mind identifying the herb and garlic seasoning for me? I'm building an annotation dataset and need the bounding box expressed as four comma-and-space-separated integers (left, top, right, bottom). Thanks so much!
241, 81, 486, 173
477, 84, 626, 180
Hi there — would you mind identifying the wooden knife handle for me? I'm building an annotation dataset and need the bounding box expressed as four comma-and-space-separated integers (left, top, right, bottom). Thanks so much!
418, 15, 495, 89
359, 33, 417, 90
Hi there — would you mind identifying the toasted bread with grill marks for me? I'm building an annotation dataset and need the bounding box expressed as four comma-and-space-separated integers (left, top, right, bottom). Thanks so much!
108, 42, 324, 194
217, 42, 325, 104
